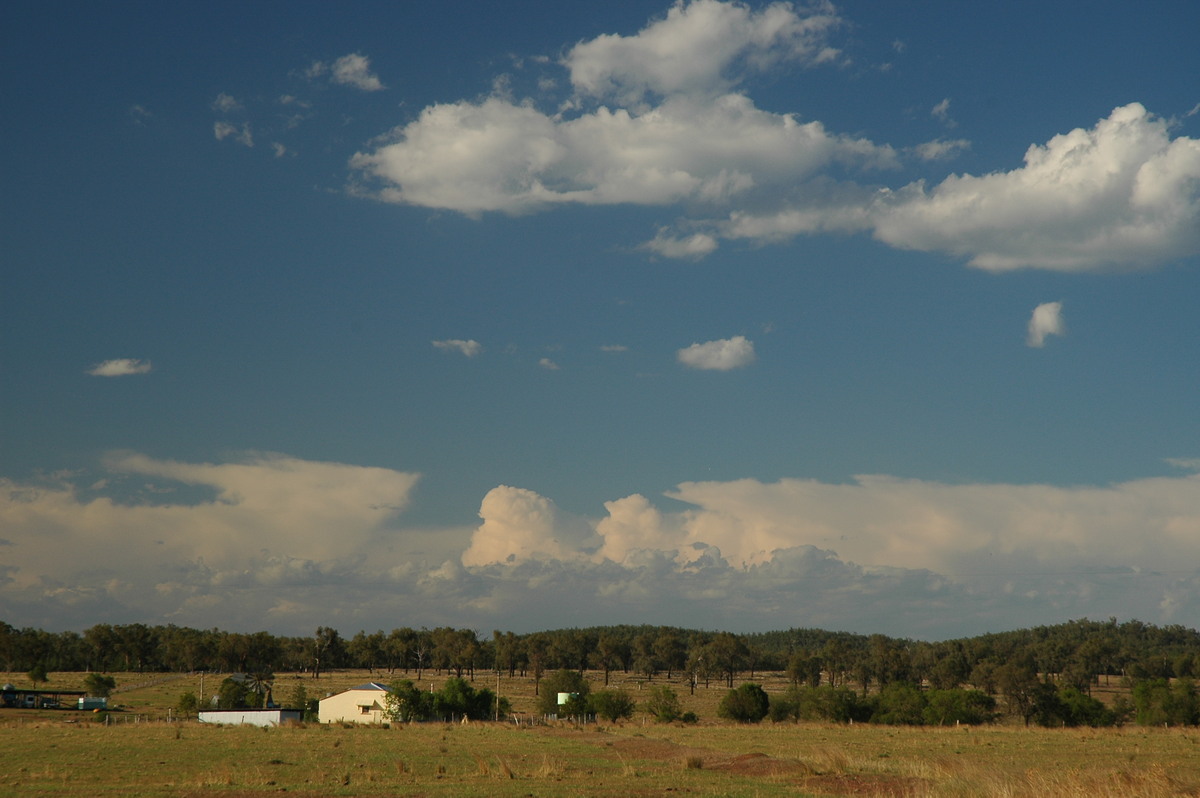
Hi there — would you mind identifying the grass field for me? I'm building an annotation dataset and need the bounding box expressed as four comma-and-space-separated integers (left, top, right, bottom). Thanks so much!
3, 670, 1199, 797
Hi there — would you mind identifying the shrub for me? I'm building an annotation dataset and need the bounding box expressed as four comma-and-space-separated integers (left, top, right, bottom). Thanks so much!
434, 677, 500, 721
385, 679, 434, 722
644, 685, 682, 723
923, 689, 996, 726
718, 683, 770, 723
176, 691, 199, 716
589, 689, 636, 722
871, 684, 927, 725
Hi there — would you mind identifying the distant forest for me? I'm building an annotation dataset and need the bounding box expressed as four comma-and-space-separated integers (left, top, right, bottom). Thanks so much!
3, 617, 1197, 687
6, 617, 1200, 726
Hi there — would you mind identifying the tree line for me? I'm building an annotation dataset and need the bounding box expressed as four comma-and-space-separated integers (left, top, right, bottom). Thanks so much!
4, 617, 1199, 725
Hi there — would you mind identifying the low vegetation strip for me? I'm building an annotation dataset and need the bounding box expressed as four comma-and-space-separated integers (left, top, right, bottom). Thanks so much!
4, 718, 1199, 797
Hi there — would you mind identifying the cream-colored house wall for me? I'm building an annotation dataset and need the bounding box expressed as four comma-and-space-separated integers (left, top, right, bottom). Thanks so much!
318, 684, 390, 724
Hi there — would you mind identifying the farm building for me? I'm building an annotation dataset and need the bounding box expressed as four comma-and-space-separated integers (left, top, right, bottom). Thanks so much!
198, 708, 303, 727
318, 682, 391, 724
1, 683, 86, 709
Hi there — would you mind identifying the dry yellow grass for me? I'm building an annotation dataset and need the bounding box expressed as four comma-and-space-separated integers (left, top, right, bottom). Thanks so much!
4, 670, 1199, 796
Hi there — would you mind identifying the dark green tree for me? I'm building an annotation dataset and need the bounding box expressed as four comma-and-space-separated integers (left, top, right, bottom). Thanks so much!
589, 689, 636, 722
27, 663, 49, 686
537, 669, 590, 716
384, 679, 434, 722
83, 673, 116, 698
216, 677, 250, 709
718, 683, 769, 723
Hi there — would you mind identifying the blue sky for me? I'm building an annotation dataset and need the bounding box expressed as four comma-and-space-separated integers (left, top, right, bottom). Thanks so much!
3, 0, 1200, 640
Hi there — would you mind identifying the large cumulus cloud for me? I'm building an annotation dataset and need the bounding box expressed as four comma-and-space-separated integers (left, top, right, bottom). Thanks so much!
349, 0, 1200, 272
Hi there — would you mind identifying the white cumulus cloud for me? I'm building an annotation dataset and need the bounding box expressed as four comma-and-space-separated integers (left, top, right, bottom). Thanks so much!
87, 358, 152, 377
349, 2, 892, 217
563, 0, 844, 103
1027, 301, 1065, 347
874, 103, 1200, 271
677, 335, 755, 370
330, 53, 385, 91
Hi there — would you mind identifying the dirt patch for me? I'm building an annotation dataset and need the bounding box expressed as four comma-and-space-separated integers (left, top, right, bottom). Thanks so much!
795, 773, 929, 796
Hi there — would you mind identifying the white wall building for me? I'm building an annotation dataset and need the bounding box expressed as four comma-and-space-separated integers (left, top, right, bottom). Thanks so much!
318, 682, 391, 724
198, 708, 303, 727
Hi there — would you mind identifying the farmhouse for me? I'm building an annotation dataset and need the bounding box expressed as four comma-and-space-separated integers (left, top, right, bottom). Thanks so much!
318, 682, 392, 724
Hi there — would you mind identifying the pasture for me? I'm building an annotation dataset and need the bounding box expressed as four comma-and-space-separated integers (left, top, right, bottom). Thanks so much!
2, 670, 1198, 796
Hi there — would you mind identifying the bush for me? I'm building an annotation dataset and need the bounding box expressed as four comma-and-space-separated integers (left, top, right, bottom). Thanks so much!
870, 684, 927, 725
176, 691, 199, 716
644, 685, 682, 723
1133, 678, 1199, 726
433, 677, 500, 721
794, 686, 869, 723
385, 679, 434, 722
718, 683, 769, 723
923, 689, 996, 726
589, 689, 636, 722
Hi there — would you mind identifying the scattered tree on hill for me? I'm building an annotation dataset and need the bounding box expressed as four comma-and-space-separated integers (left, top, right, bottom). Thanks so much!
27, 663, 49, 686
83, 673, 116, 698
176, 691, 199, 717
537, 669, 590, 717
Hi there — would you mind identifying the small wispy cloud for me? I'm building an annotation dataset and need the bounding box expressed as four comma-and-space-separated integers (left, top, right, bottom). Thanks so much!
87, 359, 153, 377
308, 53, 385, 92
1027, 302, 1065, 347
214, 121, 253, 147
128, 105, 152, 125
913, 138, 970, 161
432, 339, 482, 357
932, 97, 956, 127
641, 230, 720, 260
538, 357, 560, 371
211, 92, 242, 113
677, 336, 756, 371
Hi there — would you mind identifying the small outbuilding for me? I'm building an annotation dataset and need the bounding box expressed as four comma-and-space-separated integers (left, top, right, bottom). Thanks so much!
318, 682, 391, 724
198, 708, 303, 727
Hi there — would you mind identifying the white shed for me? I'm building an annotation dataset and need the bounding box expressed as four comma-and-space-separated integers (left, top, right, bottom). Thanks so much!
198, 708, 303, 727
318, 682, 392, 724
